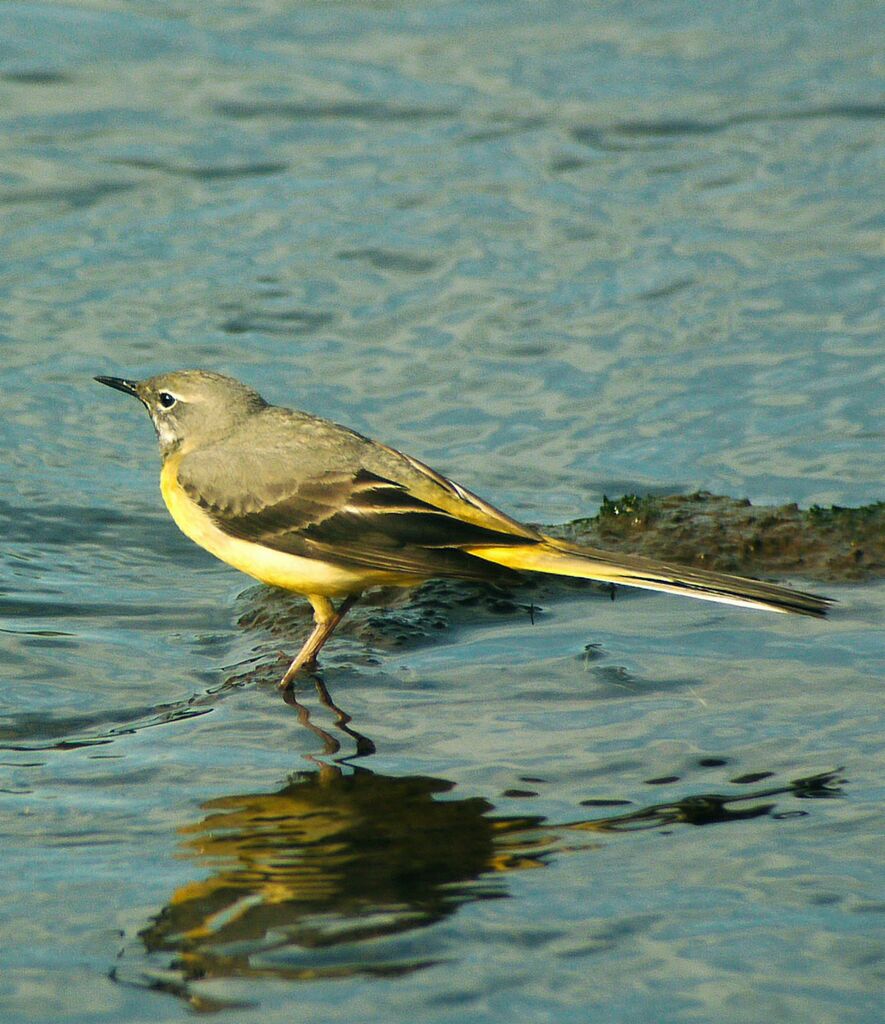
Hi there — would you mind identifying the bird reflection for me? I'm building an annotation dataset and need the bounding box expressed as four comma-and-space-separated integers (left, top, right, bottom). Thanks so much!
280, 673, 376, 759
118, 763, 842, 1007
125, 765, 549, 1008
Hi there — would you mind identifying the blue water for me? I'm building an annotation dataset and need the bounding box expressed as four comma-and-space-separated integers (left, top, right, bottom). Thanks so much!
0, 2, 882, 1022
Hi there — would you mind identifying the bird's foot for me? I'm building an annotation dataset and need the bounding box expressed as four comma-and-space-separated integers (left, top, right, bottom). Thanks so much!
278, 654, 320, 690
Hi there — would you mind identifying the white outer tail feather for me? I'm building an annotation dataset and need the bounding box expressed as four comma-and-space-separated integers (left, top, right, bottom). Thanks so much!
466, 537, 831, 618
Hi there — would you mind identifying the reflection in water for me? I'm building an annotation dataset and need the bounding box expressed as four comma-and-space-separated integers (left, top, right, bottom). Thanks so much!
143, 768, 548, 955
281, 675, 376, 759
119, 759, 843, 1008
124, 766, 550, 1007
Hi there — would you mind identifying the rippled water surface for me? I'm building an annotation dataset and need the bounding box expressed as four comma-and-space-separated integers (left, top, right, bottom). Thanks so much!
1, 2, 882, 1022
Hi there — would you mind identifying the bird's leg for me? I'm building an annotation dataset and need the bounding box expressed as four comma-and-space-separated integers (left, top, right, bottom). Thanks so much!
278, 593, 360, 689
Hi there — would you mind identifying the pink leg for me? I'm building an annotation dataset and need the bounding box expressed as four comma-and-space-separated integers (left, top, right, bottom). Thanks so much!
278, 593, 360, 689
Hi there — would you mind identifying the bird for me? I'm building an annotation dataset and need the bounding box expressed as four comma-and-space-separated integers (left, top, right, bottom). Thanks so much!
95, 370, 831, 688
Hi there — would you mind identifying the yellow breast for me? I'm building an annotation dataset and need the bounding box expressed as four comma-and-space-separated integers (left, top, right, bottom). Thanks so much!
159, 455, 418, 597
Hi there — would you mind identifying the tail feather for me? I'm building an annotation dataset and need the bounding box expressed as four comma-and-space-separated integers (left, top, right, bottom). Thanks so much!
466, 537, 832, 618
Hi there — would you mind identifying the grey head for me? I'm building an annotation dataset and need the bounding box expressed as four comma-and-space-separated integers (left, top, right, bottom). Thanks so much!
95, 370, 268, 457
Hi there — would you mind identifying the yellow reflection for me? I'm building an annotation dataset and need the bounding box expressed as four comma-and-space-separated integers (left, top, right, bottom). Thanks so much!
129, 731, 840, 1006
137, 765, 551, 995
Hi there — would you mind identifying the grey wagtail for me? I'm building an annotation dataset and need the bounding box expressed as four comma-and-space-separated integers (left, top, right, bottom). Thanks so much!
96, 370, 831, 688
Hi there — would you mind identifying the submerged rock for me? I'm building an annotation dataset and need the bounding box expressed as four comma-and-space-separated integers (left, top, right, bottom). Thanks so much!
547, 492, 884, 583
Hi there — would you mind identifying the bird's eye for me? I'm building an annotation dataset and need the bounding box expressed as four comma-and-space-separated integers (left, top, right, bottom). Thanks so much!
158, 392, 176, 409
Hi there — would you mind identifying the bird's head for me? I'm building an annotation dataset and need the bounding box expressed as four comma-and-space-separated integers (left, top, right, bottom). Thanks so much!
95, 370, 268, 457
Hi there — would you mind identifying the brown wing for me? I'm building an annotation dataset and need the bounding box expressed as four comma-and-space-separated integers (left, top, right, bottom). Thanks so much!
176, 412, 539, 581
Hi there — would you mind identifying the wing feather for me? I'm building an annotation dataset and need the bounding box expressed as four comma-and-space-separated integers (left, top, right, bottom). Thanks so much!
176, 414, 537, 582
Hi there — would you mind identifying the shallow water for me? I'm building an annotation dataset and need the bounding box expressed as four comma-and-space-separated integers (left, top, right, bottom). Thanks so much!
1, 2, 883, 1022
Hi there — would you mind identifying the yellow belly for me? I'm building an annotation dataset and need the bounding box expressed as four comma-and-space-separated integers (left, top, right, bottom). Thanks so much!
159, 456, 420, 597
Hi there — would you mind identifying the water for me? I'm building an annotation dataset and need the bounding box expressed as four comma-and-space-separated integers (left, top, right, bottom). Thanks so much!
1, 2, 882, 1021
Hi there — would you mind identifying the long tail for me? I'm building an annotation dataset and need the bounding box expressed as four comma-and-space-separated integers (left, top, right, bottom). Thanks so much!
466, 537, 832, 617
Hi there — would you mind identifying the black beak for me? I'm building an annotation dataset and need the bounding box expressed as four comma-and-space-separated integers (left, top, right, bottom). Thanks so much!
94, 375, 140, 397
